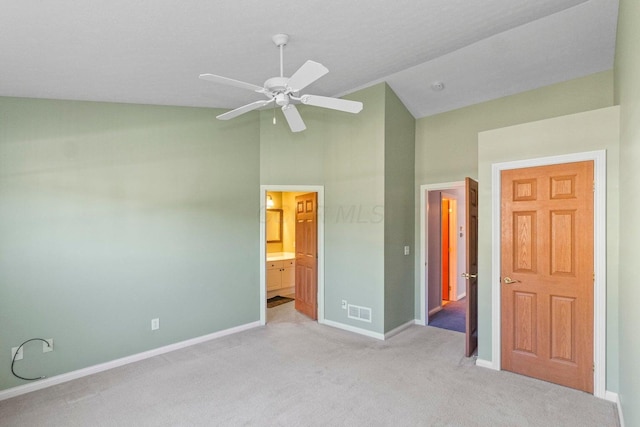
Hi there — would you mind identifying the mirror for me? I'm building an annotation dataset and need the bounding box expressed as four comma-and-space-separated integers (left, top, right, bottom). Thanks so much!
266, 209, 283, 243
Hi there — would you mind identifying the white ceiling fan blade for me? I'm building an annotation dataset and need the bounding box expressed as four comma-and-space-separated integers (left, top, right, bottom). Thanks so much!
286, 61, 329, 93
300, 95, 363, 114
216, 99, 274, 120
199, 74, 264, 92
281, 104, 306, 132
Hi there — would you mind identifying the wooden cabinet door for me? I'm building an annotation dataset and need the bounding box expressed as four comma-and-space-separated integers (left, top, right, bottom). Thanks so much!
266, 261, 283, 291
282, 260, 295, 288
501, 161, 594, 393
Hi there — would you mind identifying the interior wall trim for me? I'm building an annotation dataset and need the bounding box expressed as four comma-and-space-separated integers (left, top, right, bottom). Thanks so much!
0, 321, 261, 402
321, 319, 385, 340
475, 358, 498, 370
490, 150, 607, 398
604, 391, 625, 427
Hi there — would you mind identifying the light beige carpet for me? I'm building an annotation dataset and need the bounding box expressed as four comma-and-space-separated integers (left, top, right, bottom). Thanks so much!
0, 303, 618, 426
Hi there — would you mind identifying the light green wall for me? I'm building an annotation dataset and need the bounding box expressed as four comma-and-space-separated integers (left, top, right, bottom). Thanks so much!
414, 71, 615, 317
260, 106, 326, 185
614, 0, 640, 423
260, 83, 416, 334
260, 84, 387, 333
1, 66, 626, 401
415, 70, 614, 184
0, 97, 260, 390
383, 85, 416, 332
324, 86, 386, 332
478, 106, 620, 392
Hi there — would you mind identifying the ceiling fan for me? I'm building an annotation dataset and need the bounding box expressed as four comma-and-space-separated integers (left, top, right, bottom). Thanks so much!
199, 34, 363, 132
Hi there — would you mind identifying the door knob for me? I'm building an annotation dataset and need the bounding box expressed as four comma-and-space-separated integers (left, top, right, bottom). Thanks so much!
503, 276, 520, 284
461, 273, 477, 279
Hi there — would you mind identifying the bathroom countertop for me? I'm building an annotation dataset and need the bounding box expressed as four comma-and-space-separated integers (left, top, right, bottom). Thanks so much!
266, 252, 296, 262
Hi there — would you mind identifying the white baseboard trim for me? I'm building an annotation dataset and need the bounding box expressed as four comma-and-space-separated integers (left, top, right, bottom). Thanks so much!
456, 293, 467, 300
604, 390, 618, 403
0, 320, 261, 402
604, 391, 625, 427
428, 306, 442, 317
321, 319, 385, 340
475, 358, 498, 370
471, 362, 624, 424
414, 319, 425, 326
384, 320, 415, 340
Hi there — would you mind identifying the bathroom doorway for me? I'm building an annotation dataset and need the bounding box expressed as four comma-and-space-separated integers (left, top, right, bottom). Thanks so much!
259, 185, 324, 325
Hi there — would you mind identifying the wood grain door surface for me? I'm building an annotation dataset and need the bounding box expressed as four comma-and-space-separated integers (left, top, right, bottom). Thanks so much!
465, 178, 479, 357
501, 161, 594, 393
295, 193, 318, 320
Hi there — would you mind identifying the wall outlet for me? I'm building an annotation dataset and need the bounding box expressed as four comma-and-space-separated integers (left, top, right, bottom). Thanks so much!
43, 339, 53, 353
151, 318, 160, 331
341, 300, 347, 310
11, 346, 23, 361
404, 245, 410, 255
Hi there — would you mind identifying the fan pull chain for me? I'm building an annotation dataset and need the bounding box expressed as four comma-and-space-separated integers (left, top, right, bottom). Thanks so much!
273, 105, 277, 125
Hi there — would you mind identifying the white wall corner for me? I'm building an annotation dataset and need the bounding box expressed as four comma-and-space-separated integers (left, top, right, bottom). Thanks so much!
384, 320, 415, 340
475, 358, 499, 371
604, 391, 625, 427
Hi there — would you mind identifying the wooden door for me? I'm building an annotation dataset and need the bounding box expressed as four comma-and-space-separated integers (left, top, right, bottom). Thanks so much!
464, 178, 479, 357
441, 198, 450, 301
295, 193, 318, 320
501, 161, 594, 393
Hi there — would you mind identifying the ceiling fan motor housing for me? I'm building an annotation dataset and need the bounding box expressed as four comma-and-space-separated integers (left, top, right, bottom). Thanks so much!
264, 77, 288, 94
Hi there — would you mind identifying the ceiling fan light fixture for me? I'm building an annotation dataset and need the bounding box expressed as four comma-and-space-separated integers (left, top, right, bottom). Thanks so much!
275, 93, 289, 106
199, 33, 363, 132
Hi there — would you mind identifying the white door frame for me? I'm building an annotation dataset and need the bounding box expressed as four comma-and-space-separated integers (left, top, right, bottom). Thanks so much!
259, 185, 325, 325
419, 181, 465, 325
490, 150, 606, 398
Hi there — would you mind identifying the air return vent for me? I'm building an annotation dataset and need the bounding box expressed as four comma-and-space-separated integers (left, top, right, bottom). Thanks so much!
347, 304, 372, 323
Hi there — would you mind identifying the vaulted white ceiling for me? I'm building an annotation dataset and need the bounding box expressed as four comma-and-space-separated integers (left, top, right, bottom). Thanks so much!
0, 0, 618, 118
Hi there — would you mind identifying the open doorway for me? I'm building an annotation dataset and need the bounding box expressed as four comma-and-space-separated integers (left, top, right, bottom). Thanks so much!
426, 186, 466, 333
440, 193, 458, 304
420, 179, 478, 355
419, 182, 467, 329
259, 185, 324, 325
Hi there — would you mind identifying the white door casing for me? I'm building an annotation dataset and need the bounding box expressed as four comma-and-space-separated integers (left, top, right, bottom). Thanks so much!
488, 150, 606, 398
